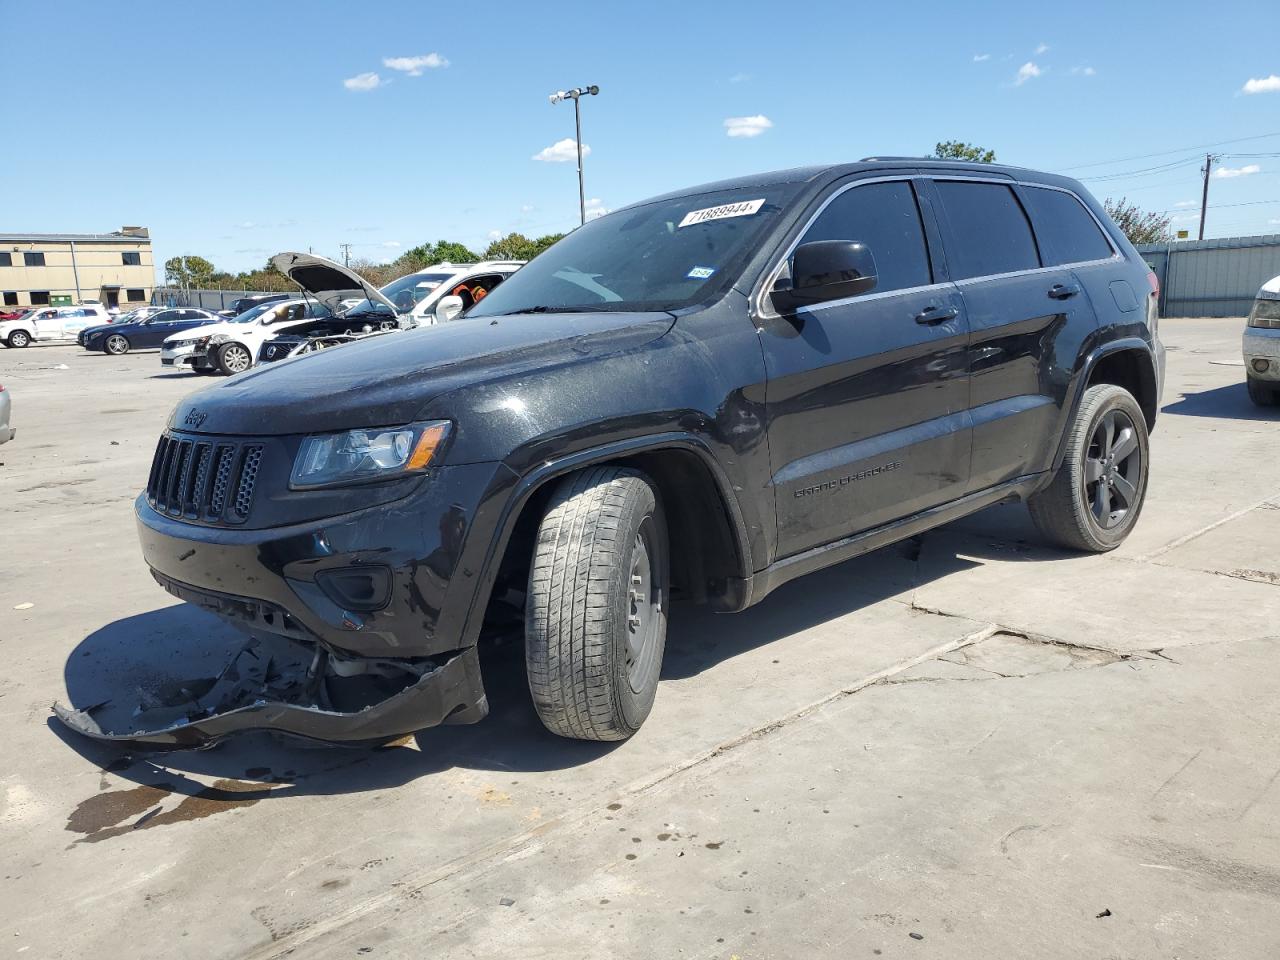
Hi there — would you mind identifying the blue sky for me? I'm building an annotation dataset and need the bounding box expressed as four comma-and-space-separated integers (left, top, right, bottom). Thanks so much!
5, 0, 1279, 277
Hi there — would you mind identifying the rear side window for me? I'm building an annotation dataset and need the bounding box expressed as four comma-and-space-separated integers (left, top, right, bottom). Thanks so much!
934, 180, 1040, 280
800, 180, 932, 294
1022, 186, 1113, 265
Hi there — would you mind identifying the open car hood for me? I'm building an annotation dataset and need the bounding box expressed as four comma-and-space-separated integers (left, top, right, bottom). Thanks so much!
271, 251, 400, 316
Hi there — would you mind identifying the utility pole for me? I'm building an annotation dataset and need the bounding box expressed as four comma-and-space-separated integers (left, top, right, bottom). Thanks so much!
1198, 153, 1217, 241
548, 86, 600, 226
340, 243, 352, 267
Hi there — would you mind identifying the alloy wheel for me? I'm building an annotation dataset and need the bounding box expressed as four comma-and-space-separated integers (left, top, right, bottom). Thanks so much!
222, 344, 251, 373
1084, 408, 1142, 529
106, 335, 128, 355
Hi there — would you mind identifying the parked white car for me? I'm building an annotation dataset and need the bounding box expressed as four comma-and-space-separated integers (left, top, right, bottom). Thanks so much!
1244, 273, 1280, 407
271, 252, 524, 328
160, 299, 338, 375
0, 305, 113, 347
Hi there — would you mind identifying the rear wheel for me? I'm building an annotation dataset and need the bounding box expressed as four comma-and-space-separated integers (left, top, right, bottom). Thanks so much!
104, 334, 130, 355
1028, 384, 1149, 552
525, 466, 668, 741
7, 330, 31, 348
1246, 376, 1279, 407
215, 341, 253, 375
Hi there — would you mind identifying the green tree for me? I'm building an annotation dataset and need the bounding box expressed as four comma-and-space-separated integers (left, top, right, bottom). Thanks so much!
1103, 197, 1173, 246
483, 232, 564, 261
400, 239, 480, 268
164, 255, 215, 287
931, 141, 997, 163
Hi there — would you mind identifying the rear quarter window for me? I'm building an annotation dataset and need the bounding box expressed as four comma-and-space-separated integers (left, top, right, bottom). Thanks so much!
1021, 186, 1114, 266
934, 180, 1040, 280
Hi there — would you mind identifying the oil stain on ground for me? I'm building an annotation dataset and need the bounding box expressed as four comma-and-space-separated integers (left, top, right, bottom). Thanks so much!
67, 779, 271, 844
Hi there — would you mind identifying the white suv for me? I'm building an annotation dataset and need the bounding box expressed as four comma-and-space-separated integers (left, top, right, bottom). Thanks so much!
1244, 274, 1280, 406
1, 304, 112, 347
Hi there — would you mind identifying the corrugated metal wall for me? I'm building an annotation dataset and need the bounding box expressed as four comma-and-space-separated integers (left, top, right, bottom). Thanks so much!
1137, 234, 1280, 318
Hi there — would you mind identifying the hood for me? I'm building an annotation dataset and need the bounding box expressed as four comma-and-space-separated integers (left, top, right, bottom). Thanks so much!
169, 311, 675, 437
81, 323, 118, 338
271, 252, 399, 315
1258, 274, 1280, 300
163, 320, 237, 343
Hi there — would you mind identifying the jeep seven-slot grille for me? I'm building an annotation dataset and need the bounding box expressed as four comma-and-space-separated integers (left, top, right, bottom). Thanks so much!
147, 434, 264, 524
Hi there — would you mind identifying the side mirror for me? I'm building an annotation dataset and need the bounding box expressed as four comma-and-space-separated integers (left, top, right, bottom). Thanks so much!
770, 240, 878, 313
434, 295, 464, 323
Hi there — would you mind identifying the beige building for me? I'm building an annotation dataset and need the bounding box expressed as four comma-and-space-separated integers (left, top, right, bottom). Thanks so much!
0, 228, 154, 310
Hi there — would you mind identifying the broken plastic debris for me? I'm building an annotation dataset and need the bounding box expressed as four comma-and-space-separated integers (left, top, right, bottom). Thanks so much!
13, 602, 34, 610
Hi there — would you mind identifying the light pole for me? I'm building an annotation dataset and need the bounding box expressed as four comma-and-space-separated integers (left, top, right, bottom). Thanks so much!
549, 85, 599, 226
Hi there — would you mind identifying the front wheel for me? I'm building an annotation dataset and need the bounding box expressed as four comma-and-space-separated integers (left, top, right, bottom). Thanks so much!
1028, 384, 1150, 552
525, 466, 669, 741
214, 341, 253, 375
7, 330, 31, 348
104, 334, 130, 355
1246, 377, 1279, 407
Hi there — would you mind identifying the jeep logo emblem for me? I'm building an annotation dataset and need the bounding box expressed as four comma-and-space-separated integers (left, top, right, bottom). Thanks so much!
184, 409, 208, 428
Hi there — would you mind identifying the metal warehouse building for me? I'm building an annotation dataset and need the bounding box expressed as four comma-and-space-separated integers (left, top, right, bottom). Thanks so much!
0, 228, 154, 310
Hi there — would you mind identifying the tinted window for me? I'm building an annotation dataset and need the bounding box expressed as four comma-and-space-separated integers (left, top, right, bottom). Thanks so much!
30, 291, 50, 305
126, 288, 145, 301
1022, 187, 1113, 265
934, 181, 1040, 280
799, 180, 932, 294
121, 251, 142, 266
24, 252, 46, 267
152, 311, 178, 323
0, 253, 11, 267
3, 292, 16, 305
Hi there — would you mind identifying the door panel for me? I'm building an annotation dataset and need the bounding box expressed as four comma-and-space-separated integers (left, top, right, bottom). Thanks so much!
760, 178, 970, 558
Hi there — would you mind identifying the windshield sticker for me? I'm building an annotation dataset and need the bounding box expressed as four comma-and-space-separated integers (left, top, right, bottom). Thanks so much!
678, 198, 766, 229
687, 266, 717, 280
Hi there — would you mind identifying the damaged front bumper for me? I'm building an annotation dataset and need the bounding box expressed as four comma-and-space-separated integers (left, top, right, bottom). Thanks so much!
53, 629, 488, 749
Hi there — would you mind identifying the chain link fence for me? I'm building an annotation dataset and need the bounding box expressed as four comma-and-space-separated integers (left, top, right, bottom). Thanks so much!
151, 286, 298, 312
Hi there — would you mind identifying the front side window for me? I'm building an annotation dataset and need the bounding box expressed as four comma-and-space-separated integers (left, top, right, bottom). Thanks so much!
122, 251, 142, 266
798, 180, 932, 294
1022, 186, 1114, 266
934, 180, 1040, 280
24, 252, 46, 267
469, 184, 804, 316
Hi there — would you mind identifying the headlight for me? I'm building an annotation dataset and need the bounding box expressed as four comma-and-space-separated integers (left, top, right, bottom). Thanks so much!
1248, 298, 1280, 329
290, 421, 451, 489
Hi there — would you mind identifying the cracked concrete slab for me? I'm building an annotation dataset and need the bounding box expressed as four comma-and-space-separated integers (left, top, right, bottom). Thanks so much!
1157, 502, 1280, 584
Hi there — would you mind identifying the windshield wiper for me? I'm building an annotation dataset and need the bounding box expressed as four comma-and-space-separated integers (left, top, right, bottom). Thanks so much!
499, 304, 618, 315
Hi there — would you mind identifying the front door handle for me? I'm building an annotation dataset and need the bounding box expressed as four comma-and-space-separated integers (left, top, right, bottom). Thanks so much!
1048, 282, 1082, 300
914, 305, 958, 325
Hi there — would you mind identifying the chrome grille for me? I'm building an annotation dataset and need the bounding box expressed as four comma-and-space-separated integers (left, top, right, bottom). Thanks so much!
147, 433, 264, 525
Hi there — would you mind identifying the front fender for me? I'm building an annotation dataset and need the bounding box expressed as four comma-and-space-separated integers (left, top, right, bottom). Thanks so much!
1049, 335, 1158, 473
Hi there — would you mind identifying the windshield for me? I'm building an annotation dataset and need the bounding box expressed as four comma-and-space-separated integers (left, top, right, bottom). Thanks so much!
468, 185, 801, 316
346, 271, 458, 316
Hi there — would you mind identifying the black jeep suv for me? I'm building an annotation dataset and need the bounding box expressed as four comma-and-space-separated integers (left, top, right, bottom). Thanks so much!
60, 160, 1164, 748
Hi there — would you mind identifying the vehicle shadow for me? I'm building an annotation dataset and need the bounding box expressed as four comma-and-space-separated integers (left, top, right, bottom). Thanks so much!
1162, 382, 1279, 421
52, 501, 1064, 801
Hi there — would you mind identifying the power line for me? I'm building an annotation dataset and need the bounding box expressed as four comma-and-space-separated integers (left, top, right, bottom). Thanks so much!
1058, 131, 1280, 172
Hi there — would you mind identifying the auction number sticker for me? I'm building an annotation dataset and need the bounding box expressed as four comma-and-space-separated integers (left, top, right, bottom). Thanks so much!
678, 198, 766, 228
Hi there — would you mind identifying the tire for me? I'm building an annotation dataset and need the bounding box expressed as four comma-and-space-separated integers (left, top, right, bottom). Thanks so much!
1028, 384, 1150, 552
7, 330, 31, 348
525, 466, 669, 741
104, 334, 130, 355
214, 341, 253, 376
1246, 377, 1279, 407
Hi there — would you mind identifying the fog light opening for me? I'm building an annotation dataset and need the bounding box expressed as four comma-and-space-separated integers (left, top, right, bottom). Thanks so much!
1252, 358, 1271, 374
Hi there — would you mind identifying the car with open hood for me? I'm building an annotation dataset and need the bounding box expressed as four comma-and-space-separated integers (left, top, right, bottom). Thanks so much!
273, 252, 524, 328
57, 159, 1164, 750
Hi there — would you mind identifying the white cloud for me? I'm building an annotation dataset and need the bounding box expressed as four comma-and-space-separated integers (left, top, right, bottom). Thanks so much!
1035, 43, 1050, 55
728, 72, 750, 83
343, 72, 384, 92
585, 198, 610, 220
1242, 74, 1280, 95
381, 240, 400, 248
1214, 163, 1261, 179
520, 204, 535, 213
1170, 213, 1200, 223
532, 138, 590, 162
973, 53, 991, 62
724, 114, 773, 138
1070, 65, 1097, 76
236, 220, 255, 229
487, 230, 503, 241
1268, 218, 1280, 225
1175, 200, 1197, 207
382, 53, 449, 76
1015, 61, 1042, 86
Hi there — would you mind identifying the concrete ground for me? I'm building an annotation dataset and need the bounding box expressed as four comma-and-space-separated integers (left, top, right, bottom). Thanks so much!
1, 318, 1277, 960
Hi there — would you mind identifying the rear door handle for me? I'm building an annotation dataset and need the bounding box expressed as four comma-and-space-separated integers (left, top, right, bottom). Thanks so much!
1048, 282, 1082, 300
914, 305, 958, 325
